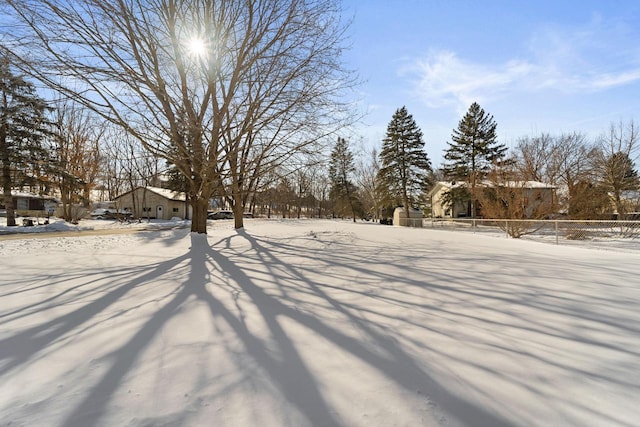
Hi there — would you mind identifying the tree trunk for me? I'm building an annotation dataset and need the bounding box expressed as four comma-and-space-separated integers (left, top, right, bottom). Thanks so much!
59, 180, 72, 222
233, 192, 245, 229
1, 155, 16, 227
403, 198, 410, 227
190, 196, 208, 234
1, 184, 15, 227
0, 111, 16, 227
614, 193, 625, 219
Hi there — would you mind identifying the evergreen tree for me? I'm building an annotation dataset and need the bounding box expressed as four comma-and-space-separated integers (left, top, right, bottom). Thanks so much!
165, 161, 190, 193
442, 102, 506, 217
377, 106, 432, 218
600, 151, 640, 217
0, 55, 50, 226
329, 137, 360, 221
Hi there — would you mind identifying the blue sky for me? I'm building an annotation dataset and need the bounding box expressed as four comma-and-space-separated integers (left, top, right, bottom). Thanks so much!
342, 0, 640, 166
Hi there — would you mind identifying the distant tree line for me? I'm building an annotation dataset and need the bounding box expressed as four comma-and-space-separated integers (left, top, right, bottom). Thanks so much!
324, 102, 639, 224
1, 0, 356, 233
1, 0, 638, 229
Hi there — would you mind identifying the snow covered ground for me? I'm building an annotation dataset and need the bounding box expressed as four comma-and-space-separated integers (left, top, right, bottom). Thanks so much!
1, 218, 639, 426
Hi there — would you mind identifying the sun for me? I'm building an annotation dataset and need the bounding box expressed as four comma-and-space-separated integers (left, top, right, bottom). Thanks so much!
187, 37, 207, 58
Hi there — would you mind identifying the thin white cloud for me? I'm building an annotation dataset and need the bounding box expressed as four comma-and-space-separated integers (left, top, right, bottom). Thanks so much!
407, 18, 640, 111
407, 51, 538, 109
590, 69, 640, 89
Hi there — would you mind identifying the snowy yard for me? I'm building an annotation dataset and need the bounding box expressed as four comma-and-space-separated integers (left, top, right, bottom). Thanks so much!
1, 219, 639, 426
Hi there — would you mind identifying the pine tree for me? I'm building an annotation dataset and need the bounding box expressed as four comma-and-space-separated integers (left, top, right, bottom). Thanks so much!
442, 102, 506, 217
377, 106, 432, 218
329, 137, 360, 221
600, 151, 640, 217
0, 55, 50, 226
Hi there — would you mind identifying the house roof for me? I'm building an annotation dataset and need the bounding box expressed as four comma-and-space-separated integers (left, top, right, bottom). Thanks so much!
429, 180, 555, 196
427, 182, 451, 198
11, 191, 58, 201
145, 186, 187, 201
114, 186, 187, 202
499, 180, 556, 189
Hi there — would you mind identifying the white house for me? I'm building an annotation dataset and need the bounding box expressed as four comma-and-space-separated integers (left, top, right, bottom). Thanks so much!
0, 191, 58, 217
428, 181, 556, 218
113, 186, 191, 220
428, 182, 469, 218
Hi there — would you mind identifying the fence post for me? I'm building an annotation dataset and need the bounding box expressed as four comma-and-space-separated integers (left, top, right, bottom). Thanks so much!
555, 220, 559, 245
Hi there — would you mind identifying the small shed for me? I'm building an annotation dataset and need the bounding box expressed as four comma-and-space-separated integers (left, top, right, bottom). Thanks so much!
113, 186, 190, 220
393, 207, 423, 228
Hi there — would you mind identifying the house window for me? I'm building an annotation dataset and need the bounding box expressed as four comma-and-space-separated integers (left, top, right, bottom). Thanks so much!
28, 199, 45, 210
17, 199, 28, 210
143, 207, 151, 212
173, 207, 179, 213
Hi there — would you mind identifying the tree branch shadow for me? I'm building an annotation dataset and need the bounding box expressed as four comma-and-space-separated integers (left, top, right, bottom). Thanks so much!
2, 224, 638, 427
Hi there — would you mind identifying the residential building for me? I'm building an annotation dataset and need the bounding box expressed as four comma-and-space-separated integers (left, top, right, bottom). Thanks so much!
428, 181, 555, 218
113, 186, 190, 220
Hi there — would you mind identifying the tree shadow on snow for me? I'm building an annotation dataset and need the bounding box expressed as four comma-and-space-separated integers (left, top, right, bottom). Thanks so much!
216, 229, 517, 427
2, 226, 637, 427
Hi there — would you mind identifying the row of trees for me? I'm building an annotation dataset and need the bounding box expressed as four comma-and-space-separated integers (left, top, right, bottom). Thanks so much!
327, 103, 500, 222
3, 43, 638, 228
3, 57, 639, 227
1, 0, 637, 227
328, 106, 432, 222
0, 56, 174, 225
514, 126, 639, 219
1, 0, 355, 233
325, 102, 639, 223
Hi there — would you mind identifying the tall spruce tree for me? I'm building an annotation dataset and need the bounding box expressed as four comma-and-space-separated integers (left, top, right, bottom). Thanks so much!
377, 106, 432, 218
329, 137, 360, 221
600, 151, 639, 217
442, 102, 506, 217
0, 55, 50, 226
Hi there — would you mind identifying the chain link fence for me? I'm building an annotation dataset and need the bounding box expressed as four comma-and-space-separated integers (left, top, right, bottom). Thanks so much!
426, 218, 640, 250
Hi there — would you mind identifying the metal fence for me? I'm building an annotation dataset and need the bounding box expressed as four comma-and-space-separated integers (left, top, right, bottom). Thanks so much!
425, 218, 640, 250
396, 217, 425, 228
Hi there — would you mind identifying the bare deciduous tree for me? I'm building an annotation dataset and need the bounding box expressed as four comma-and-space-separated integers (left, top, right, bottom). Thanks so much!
354, 144, 381, 220
50, 102, 103, 222
3, 0, 355, 233
477, 164, 556, 237
515, 132, 596, 217
516, 133, 556, 183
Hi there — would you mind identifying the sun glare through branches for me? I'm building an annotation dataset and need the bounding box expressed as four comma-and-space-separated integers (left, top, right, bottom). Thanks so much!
186, 37, 207, 58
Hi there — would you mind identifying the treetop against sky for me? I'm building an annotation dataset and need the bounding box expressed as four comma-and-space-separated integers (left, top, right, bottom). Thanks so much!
341, 0, 640, 165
